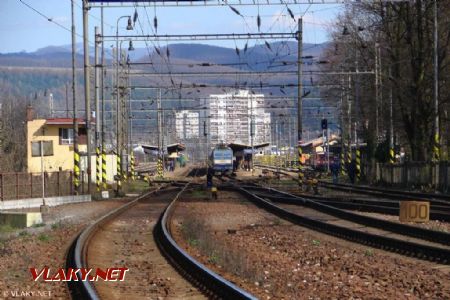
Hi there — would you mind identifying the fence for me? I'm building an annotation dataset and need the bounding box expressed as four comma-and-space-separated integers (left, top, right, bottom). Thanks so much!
0, 171, 85, 201
376, 161, 450, 193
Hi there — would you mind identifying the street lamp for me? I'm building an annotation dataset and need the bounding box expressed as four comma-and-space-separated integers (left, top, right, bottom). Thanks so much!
128, 40, 135, 51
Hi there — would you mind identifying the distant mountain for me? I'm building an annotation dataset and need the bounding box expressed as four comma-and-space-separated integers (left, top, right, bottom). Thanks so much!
34, 46, 71, 55
0, 41, 332, 134
0, 42, 328, 69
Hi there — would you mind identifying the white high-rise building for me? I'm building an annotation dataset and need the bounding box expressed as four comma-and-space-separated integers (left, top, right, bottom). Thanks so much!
206, 90, 271, 146
175, 110, 200, 140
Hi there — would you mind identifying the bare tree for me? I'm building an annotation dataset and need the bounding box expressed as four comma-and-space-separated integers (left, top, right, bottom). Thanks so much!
323, 1, 449, 162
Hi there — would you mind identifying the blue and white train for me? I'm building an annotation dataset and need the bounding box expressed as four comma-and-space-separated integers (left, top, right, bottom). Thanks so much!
209, 144, 234, 175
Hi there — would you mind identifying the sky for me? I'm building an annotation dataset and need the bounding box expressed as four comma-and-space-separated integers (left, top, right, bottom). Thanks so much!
0, 0, 344, 53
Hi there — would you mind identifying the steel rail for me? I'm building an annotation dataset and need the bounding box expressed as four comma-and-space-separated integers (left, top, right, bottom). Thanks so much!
255, 164, 450, 205
67, 179, 251, 299
303, 198, 450, 222
251, 185, 450, 222
154, 177, 257, 299
234, 186, 450, 264
319, 181, 450, 202
66, 185, 175, 299
244, 185, 450, 247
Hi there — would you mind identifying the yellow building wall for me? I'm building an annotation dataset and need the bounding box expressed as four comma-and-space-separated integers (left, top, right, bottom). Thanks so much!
27, 119, 87, 173
27, 119, 124, 183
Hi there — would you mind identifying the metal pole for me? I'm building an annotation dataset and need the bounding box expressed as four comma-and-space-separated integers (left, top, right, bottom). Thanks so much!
157, 89, 163, 178
65, 83, 69, 117
433, 0, 440, 162
340, 73, 346, 178
288, 118, 292, 168
162, 100, 165, 174
94, 26, 101, 192
327, 128, 330, 173
378, 46, 383, 139
101, 4, 107, 190
128, 62, 132, 164
297, 18, 304, 187
121, 49, 128, 182
347, 74, 352, 168
355, 47, 361, 182
128, 62, 134, 180
82, 0, 92, 194
115, 17, 127, 193
71, 0, 80, 195
40, 141, 45, 206
375, 43, 379, 143
251, 94, 254, 176
389, 67, 394, 164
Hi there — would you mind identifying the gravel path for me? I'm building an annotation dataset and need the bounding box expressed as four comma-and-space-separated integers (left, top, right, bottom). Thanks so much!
172, 190, 450, 299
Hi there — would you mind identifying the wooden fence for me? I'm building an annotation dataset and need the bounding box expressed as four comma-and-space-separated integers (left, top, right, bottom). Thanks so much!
0, 171, 85, 201
376, 162, 450, 193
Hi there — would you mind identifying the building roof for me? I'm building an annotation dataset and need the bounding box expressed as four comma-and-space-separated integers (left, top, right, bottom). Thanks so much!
45, 118, 95, 125
141, 143, 186, 155
228, 142, 270, 152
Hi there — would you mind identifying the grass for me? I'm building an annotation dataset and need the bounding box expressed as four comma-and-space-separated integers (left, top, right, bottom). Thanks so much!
188, 238, 199, 247
19, 231, 29, 237
180, 215, 265, 283
364, 249, 374, 257
37, 233, 51, 242
208, 251, 220, 264
272, 218, 282, 226
51, 222, 63, 230
123, 180, 150, 193
190, 190, 208, 198
312, 239, 321, 246
32, 223, 45, 228
0, 225, 15, 233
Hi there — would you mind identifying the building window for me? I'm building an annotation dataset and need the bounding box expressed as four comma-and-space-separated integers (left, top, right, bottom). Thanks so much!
31, 141, 53, 157
59, 128, 74, 145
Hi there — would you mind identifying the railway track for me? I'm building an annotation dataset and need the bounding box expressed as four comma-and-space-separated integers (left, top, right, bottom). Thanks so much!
257, 164, 450, 204
218, 176, 450, 264
297, 194, 450, 222
319, 180, 450, 205
254, 165, 450, 221
66, 180, 256, 300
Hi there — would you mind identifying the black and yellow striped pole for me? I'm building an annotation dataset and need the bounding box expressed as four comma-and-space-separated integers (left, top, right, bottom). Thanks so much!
389, 147, 395, 164
433, 133, 440, 162
355, 148, 361, 182
96, 146, 101, 192
340, 146, 346, 177
101, 144, 107, 190
122, 152, 128, 182
116, 153, 121, 192
157, 157, 163, 179
74, 146, 80, 194
389, 66, 395, 165
347, 143, 352, 168
297, 18, 304, 189
130, 152, 135, 181
71, 1, 79, 195
298, 145, 304, 187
